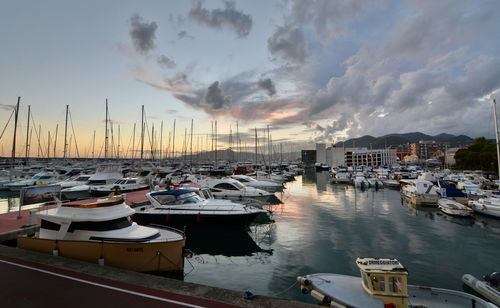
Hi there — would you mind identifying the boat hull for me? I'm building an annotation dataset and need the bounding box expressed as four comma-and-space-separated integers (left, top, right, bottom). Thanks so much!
462, 274, 500, 306
90, 186, 149, 197
299, 273, 496, 308
17, 236, 185, 273
133, 211, 264, 232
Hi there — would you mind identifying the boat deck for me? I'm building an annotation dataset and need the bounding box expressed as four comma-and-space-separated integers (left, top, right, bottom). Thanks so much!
0, 189, 151, 242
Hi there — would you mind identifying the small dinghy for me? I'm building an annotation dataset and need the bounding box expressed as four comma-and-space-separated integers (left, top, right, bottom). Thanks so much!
298, 257, 497, 308
438, 198, 473, 217
462, 273, 500, 306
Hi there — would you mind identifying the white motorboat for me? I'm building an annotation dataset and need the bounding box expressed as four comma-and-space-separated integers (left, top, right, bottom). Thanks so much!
61, 168, 122, 200
400, 179, 440, 206
469, 197, 500, 218
438, 198, 473, 217
17, 194, 185, 273
331, 172, 352, 184
298, 257, 497, 308
199, 178, 277, 203
133, 189, 267, 231
4, 171, 61, 191
231, 175, 283, 192
90, 177, 149, 197
56, 174, 93, 189
367, 177, 384, 189
462, 273, 500, 306
353, 174, 369, 189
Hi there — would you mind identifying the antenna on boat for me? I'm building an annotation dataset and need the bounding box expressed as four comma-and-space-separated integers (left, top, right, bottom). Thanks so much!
140, 105, 144, 162
105, 99, 109, 159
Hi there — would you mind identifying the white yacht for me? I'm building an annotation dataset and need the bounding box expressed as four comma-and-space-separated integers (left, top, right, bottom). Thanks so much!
133, 189, 267, 231
90, 177, 149, 197
56, 174, 93, 189
61, 168, 122, 200
17, 194, 185, 273
199, 178, 275, 203
4, 171, 60, 191
353, 174, 369, 189
231, 175, 283, 192
400, 179, 440, 206
298, 257, 496, 308
469, 197, 500, 218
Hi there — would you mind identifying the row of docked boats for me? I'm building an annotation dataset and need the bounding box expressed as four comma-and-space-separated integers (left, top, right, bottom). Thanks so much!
13, 163, 300, 274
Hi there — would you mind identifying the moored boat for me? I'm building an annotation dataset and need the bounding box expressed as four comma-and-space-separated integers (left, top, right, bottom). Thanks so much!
133, 189, 268, 231
17, 194, 186, 273
462, 273, 500, 306
438, 198, 473, 217
298, 257, 497, 308
469, 198, 500, 218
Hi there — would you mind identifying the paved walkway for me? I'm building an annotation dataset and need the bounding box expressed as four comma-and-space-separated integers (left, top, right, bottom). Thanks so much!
0, 255, 240, 308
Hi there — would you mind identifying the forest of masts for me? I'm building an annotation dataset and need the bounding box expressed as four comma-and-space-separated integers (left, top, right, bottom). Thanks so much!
1, 97, 302, 165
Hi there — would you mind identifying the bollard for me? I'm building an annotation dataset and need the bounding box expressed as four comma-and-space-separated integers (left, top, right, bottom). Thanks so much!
29, 209, 37, 225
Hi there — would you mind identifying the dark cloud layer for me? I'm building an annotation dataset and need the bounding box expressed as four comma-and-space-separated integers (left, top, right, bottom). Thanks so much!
157, 55, 177, 69
257, 78, 276, 96
189, 0, 252, 38
267, 26, 308, 64
129, 14, 158, 55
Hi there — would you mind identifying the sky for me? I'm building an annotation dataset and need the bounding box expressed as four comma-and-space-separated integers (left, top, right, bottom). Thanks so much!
1, 0, 500, 158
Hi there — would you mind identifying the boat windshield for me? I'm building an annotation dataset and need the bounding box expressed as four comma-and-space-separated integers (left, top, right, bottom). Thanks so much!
153, 192, 203, 205
232, 181, 245, 189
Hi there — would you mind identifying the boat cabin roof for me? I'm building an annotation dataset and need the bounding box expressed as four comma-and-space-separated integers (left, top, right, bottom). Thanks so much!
356, 258, 407, 275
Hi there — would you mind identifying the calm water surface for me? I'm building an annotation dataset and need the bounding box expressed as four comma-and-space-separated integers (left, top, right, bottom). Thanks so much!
1, 170, 499, 304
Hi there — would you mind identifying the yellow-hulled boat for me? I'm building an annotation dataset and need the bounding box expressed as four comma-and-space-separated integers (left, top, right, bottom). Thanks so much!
18, 195, 185, 273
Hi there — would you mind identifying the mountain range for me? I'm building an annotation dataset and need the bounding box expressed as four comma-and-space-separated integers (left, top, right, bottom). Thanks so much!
333, 132, 474, 149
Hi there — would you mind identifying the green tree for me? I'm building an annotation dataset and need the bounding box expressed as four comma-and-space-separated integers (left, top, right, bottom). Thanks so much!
455, 137, 498, 172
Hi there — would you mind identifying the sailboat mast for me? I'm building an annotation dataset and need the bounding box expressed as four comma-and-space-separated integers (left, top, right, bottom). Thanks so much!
25, 105, 31, 164
105, 100, 109, 159
132, 123, 136, 159
140, 105, 144, 161
172, 119, 176, 162
254, 127, 258, 164
11, 97, 20, 167
160, 120, 163, 161
63, 105, 69, 158
190, 119, 193, 166
53, 124, 58, 158
493, 99, 500, 178
92, 130, 96, 159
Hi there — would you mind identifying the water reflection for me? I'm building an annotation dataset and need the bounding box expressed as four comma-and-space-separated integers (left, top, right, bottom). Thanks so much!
186, 229, 273, 257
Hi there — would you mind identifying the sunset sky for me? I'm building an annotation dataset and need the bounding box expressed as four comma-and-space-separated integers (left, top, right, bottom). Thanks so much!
1, 0, 499, 158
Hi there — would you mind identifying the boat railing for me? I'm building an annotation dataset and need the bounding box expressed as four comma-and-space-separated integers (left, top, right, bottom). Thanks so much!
146, 223, 186, 238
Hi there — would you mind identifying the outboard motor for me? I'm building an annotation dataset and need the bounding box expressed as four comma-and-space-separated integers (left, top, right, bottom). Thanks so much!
484, 272, 500, 288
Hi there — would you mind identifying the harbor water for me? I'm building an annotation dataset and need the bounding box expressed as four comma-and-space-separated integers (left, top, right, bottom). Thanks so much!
1, 170, 499, 305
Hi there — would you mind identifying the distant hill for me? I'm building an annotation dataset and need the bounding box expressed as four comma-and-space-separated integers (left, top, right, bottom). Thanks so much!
334, 132, 474, 149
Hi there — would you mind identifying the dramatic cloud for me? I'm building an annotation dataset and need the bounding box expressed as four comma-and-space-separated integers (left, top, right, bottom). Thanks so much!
157, 55, 177, 69
205, 81, 231, 109
267, 26, 308, 64
257, 78, 276, 96
188, 0, 253, 38
129, 14, 158, 55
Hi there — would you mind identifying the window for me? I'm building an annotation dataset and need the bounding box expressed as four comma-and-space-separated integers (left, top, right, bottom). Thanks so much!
67, 217, 131, 232
214, 183, 239, 191
153, 194, 177, 205
388, 276, 402, 293
89, 180, 106, 185
126, 180, 136, 184
41, 220, 61, 231
370, 275, 385, 292
237, 178, 249, 183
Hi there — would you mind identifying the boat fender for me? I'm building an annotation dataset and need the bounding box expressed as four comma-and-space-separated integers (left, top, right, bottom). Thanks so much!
98, 257, 104, 266
303, 278, 311, 286
301, 287, 310, 294
243, 290, 255, 300
52, 248, 59, 256
310, 290, 329, 303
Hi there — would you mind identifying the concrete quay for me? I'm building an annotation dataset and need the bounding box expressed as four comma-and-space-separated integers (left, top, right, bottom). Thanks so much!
0, 245, 313, 308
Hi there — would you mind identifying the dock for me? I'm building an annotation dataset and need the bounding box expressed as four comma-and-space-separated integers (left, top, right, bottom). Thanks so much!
0, 190, 313, 307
